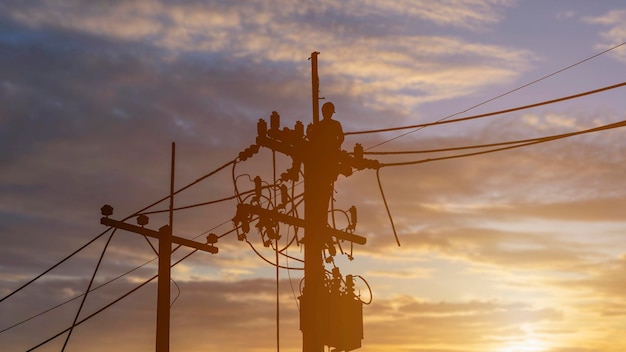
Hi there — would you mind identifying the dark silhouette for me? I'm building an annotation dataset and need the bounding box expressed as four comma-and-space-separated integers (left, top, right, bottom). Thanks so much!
317, 102, 344, 150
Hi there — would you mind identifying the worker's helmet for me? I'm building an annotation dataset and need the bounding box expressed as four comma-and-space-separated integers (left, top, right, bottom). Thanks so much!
321, 102, 335, 118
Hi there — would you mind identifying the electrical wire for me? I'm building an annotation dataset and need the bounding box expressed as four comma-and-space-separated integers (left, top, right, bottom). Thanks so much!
2, 159, 236, 306
272, 149, 280, 352
0, 227, 113, 304
140, 191, 252, 215
0, 256, 157, 335
170, 279, 181, 308
2, 219, 237, 336
378, 119, 626, 168
245, 240, 304, 270
363, 121, 621, 155
61, 230, 115, 351
349, 41, 626, 149
344, 81, 626, 136
376, 169, 400, 247
25, 247, 200, 352
353, 275, 373, 305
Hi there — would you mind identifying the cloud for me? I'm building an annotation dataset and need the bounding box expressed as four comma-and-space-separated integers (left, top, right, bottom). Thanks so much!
2, 0, 535, 115
2, 2, 626, 351
582, 9, 626, 62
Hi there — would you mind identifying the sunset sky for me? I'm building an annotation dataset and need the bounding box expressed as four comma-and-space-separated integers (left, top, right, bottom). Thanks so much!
2, 1, 626, 351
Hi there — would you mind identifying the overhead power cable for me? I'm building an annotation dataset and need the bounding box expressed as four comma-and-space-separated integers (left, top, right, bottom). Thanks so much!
124, 159, 237, 220
140, 191, 252, 215
61, 230, 115, 351
377, 118, 626, 168
364, 121, 624, 155
352, 41, 626, 149
1, 159, 235, 305
25, 248, 199, 352
344, 81, 626, 136
0, 228, 113, 304
0, 256, 156, 334
2, 222, 236, 336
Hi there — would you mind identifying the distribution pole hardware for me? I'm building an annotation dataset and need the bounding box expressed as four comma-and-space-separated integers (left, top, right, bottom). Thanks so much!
100, 207, 218, 352
232, 52, 380, 352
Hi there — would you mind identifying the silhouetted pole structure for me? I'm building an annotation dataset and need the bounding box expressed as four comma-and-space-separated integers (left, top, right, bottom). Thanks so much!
99, 143, 219, 352
302, 51, 324, 352
236, 52, 375, 351
156, 142, 175, 352
311, 51, 320, 124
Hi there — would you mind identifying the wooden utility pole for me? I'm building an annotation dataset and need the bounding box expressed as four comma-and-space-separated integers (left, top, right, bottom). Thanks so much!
99, 143, 219, 352
302, 50, 327, 352
155, 142, 175, 352
311, 51, 320, 124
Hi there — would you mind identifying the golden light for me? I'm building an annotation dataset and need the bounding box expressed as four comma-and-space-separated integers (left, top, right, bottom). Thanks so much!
497, 337, 548, 352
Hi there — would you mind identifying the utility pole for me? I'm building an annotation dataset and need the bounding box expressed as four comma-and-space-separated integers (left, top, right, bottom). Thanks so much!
99, 143, 219, 352
302, 50, 330, 352
234, 52, 379, 352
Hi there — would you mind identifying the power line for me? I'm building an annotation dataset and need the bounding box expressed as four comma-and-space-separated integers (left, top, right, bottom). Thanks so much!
377, 119, 626, 168
0, 256, 156, 334
353, 41, 626, 149
25, 248, 199, 352
364, 122, 619, 155
0, 228, 113, 304
344, 81, 626, 136
61, 230, 115, 351
1, 159, 236, 305
123, 159, 237, 221
1, 221, 236, 336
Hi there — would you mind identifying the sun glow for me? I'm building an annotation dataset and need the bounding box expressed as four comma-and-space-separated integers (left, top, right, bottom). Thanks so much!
497, 338, 548, 352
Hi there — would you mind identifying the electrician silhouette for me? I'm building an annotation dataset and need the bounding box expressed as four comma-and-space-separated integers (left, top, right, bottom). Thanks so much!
316, 102, 344, 150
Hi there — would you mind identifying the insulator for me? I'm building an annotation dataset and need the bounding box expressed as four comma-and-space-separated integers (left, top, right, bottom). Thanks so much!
257, 119, 267, 137
100, 204, 113, 217
294, 121, 304, 138
137, 214, 149, 226
206, 233, 218, 244
270, 111, 280, 131
354, 143, 363, 161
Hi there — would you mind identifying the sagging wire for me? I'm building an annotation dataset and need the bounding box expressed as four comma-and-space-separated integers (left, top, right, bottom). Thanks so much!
346, 40, 626, 151
245, 239, 304, 270
2, 220, 236, 336
377, 118, 626, 168
376, 168, 401, 247
353, 275, 373, 305
26, 245, 201, 352
344, 81, 626, 137
272, 148, 281, 352
170, 279, 181, 308
0, 227, 113, 304
3, 157, 236, 306
284, 225, 300, 311
61, 229, 116, 351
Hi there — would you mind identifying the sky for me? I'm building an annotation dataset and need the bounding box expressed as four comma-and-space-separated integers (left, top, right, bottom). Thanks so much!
2, 1, 626, 351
